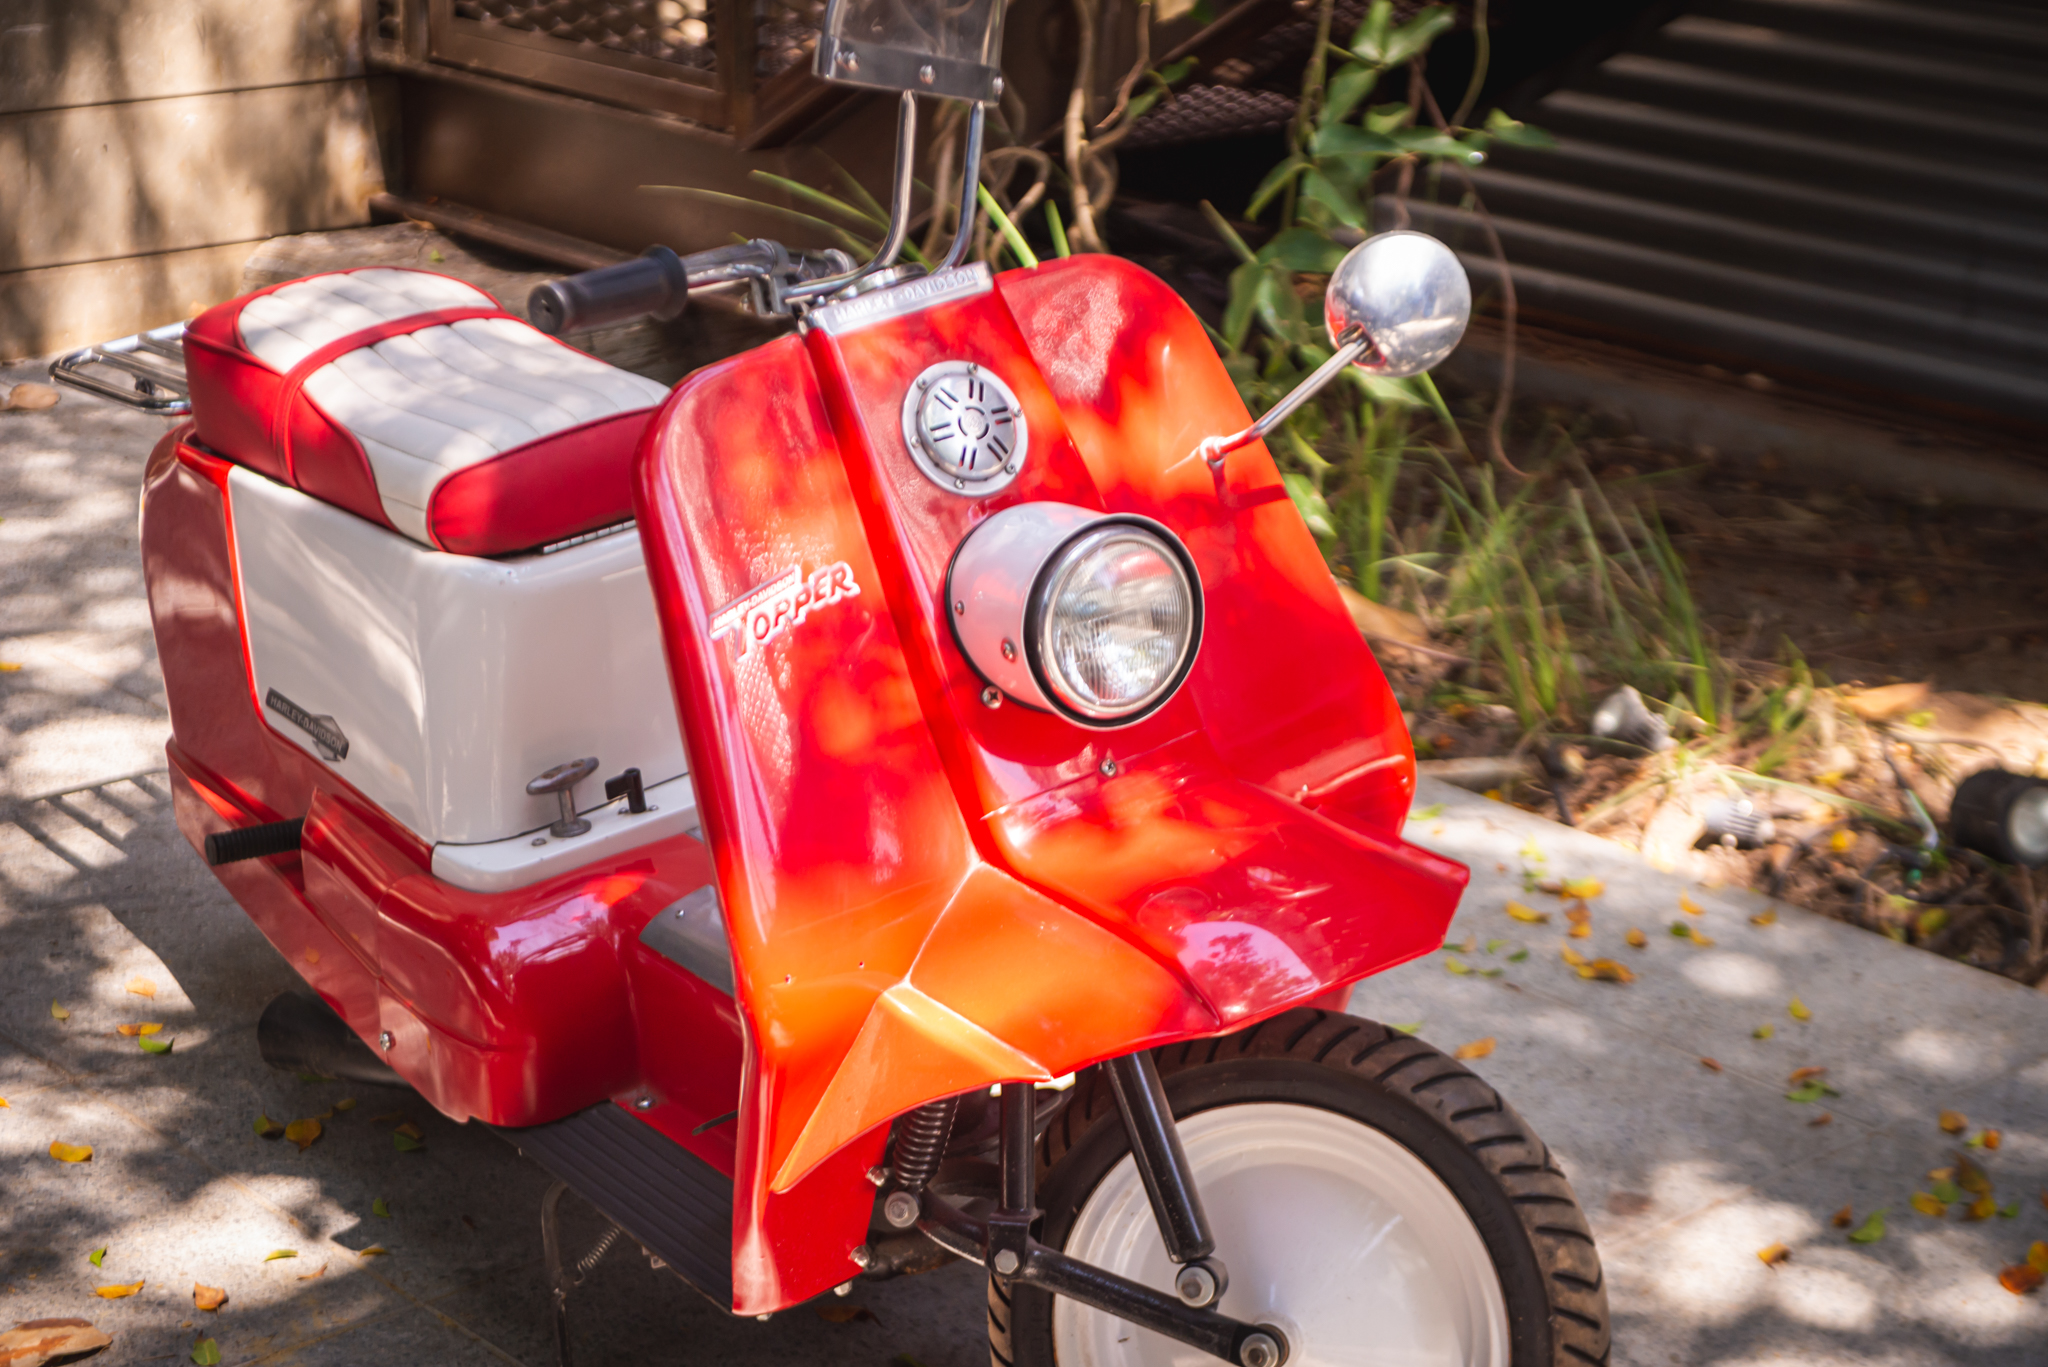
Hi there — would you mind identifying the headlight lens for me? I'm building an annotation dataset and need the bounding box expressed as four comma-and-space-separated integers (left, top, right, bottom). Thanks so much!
2012, 787, 2048, 865
1034, 525, 1198, 721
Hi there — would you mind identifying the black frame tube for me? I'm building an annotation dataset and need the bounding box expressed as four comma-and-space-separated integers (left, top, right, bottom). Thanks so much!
1106, 1052, 1215, 1263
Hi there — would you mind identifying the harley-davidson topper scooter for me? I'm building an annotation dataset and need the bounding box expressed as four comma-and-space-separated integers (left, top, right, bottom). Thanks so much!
55, 1, 1608, 1361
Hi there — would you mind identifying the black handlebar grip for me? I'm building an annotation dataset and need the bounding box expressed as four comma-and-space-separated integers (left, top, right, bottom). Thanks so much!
528, 246, 689, 336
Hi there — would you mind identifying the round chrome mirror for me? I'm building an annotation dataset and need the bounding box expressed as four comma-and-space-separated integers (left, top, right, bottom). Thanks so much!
1324, 230, 1472, 377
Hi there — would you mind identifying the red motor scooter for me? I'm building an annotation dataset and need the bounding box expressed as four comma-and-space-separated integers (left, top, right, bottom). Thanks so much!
54, 2, 1607, 1362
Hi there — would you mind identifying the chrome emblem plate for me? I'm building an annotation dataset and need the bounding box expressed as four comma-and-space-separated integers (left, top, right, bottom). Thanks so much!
901, 361, 1028, 496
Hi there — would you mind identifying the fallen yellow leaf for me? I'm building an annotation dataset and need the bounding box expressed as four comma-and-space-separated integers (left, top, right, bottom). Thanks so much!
2030, 1241, 2048, 1274
1483, 788, 1504, 801
299, 1262, 328, 1280
1750, 907, 1778, 926
1831, 1204, 1854, 1229
1977, 1129, 2003, 1151
1810, 1112, 1833, 1127
1964, 1194, 1997, 1222
1757, 1242, 1790, 1267
49, 1141, 93, 1163
263, 1249, 297, 1262
2000, 1263, 2044, 1295
394, 1120, 425, 1140
1560, 877, 1605, 900
358, 1245, 391, 1257
117, 1023, 164, 1037
1560, 945, 1589, 968
96, 1280, 145, 1298
0, 661, 20, 671
1680, 893, 1703, 915
194, 1283, 228, 1311
1579, 959, 1635, 984
1505, 900, 1550, 923
50, 1000, 70, 1020
284, 1118, 322, 1152
126, 976, 157, 998
1788, 998, 1812, 1021
1939, 1110, 1968, 1135
1700, 1057, 1722, 1072
1957, 1157, 1992, 1196
1454, 1037, 1496, 1061
0, 1096, 9, 1107
1625, 927, 1647, 948
1788, 1066, 1828, 1084
1911, 1192, 1947, 1217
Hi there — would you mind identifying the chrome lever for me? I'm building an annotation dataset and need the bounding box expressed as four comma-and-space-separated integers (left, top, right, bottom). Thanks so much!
528, 758, 600, 838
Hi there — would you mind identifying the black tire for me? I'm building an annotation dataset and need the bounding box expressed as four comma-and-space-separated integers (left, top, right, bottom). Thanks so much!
988, 1009, 1610, 1367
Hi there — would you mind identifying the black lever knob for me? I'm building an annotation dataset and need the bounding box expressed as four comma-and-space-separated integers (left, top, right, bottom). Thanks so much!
605, 767, 648, 815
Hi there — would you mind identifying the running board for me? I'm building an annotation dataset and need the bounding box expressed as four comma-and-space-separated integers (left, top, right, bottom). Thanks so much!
496, 1102, 735, 1309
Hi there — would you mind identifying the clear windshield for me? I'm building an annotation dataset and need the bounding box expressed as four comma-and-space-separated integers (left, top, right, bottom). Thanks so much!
815, 0, 1005, 101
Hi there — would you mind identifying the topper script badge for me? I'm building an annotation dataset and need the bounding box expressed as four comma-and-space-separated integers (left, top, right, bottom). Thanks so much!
710, 562, 860, 658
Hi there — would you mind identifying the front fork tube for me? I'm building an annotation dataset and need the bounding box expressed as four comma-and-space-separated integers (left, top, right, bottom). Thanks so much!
1105, 1052, 1230, 1307
919, 1069, 1288, 1367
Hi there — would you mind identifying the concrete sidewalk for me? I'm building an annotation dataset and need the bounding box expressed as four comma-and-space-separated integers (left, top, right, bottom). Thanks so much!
3, 364, 2044, 1365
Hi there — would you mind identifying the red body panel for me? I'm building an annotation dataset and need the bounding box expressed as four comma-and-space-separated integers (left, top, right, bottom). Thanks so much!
634, 259, 1466, 1312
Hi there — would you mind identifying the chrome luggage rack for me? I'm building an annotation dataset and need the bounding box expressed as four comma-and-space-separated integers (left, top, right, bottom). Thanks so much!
49, 321, 192, 415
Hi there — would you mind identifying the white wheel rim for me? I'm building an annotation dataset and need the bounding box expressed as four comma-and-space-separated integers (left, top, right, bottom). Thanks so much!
1052, 1102, 1511, 1367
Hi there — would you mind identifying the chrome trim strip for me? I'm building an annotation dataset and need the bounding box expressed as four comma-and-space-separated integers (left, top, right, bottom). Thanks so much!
804, 264, 993, 337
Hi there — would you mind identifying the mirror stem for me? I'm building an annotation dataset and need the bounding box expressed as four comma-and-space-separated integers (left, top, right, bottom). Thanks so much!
1195, 331, 1372, 468
786, 91, 920, 302
939, 102, 987, 272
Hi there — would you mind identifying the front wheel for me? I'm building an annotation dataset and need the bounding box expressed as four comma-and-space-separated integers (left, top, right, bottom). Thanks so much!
990, 1009, 1609, 1367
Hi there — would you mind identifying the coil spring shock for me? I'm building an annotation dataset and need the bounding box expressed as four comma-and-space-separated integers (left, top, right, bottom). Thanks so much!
893, 1095, 959, 1193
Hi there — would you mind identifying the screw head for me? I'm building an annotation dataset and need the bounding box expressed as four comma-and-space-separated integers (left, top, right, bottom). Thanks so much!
954, 599, 966, 615
1175, 1263, 1219, 1307
1000, 638, 1017, 662
531, 836, 547, 847
1240, 1331, 1282, 1367
378, 1030, 395, 1051
882, 1190, 921, 1228
980, 685, 1002, 708
992, 1249, 1020, 1276
634, 1096, 653, 1111
866, 1165, 890, 1187
1099, 757, 1117, 777
992, 75, 1005, 95
849, 1244, 873, 1268
834, 1279, 855, 1295
919, 63, 935, 84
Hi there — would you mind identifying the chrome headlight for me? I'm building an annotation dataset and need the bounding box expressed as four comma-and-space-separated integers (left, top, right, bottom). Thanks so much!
948, 504, 1202, 726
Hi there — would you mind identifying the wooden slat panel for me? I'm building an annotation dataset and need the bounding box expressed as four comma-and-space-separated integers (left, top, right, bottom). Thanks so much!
0, 0, 367, 116
0, 80, 386, 274
0, 240, 263, 360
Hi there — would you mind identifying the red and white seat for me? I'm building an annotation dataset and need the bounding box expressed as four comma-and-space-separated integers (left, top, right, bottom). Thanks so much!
184, 268, 669, 556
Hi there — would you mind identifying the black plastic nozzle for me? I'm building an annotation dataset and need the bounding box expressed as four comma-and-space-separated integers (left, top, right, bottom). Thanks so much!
204, 817, 305, 866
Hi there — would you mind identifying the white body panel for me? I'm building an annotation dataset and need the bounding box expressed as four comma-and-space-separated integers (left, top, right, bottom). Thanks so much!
228, 465, 687, 848
430, 773, 700, 894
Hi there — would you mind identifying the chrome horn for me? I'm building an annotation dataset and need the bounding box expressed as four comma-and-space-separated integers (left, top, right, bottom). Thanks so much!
1195, 230, 1471, 466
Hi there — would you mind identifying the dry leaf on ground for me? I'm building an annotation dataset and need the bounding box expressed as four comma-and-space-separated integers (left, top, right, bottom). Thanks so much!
298, 1262, 327, 1281
1626, 928, 1647, 948
2, 381, 61, 411
253, 1115, 284, 1139
191, 1338, 222, 1366
1750, 908, 1778, 926
1847, 1209, 1888, 1243
2030, 1242, 2048, 1274
284, 1119, 322, 1152
1788, 998, 1812, 1021
94, 1281, 144, 1299
1841, 681, 1931, 720
1680, 894, 1703, 915
358, 1246, 390, 1258
1998, 1264, 2043, 1296
1560, 877, 1604, 900
1579, 959, 1635, 983
1454, 1037, 1496, 1061
1964, 1195, 1998, 1222
50, 1001, 69, 1020
1336, 583, 1430, 648
1700, 1057, 1722, 1072
1970, 1129, 2002, 1150
1788, 1066, 1827, 1084
1911, 1192, 1947, 1217
263, 1250, 296, 1262
138, 1036, 173, 1055
125, 977, 157, 998
1957, 1157, 1992, 1195
49, 1141, 92, 1163
0, 1320, 113, 1364
1756, 1242, 1790, 1267
1505, 901, 1549, 923
193, 1284, 227, 1311
1560, 946, 1588, 968
1831, 1204, 1854, 1229
394, 1121, 424, 1140
1810, 1112, 1833, 1127
116, 1023, 163, 1037
1754, 1024, 1775, 1039
88, 1248, 104, 1268
0, 1097, 9, 1107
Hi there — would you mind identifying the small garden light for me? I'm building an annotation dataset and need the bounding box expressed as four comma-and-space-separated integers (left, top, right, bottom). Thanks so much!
1947, 768, 2048, 867
1591, 685, 1673, 753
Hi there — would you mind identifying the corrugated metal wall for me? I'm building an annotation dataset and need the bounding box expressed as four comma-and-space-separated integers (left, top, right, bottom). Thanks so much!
1407, 0, 2048, 431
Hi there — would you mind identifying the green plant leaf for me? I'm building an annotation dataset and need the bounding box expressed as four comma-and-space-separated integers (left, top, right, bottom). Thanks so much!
1484, 108, 1557, 149
1388, 128, 1475, 158
1389, 1022, 1422, 1035
1257, 227, 1347, 273
1313, 124, 1402, 160
1246, 157, 1310, 221
1221, 261, 1263, 352
373, 1197, 392, 1218
1283, 472, 1337, 538
1847, 1209, 1887, 1244
264, 1249, 297, 1261
1507, 948, 1530, 962
1322, 63, 1380, 127
1300, 167, 1366, 229
1378, 6, 1456, 67
393, 1132, 425, 1153
191, 1339, 222, 1366
1785, 1081, 1839, 1103
89, 1247, 106, 1267
1410, 803, 1446, 820
138, 1035, 173, 1055
976, 184, 1039, 270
